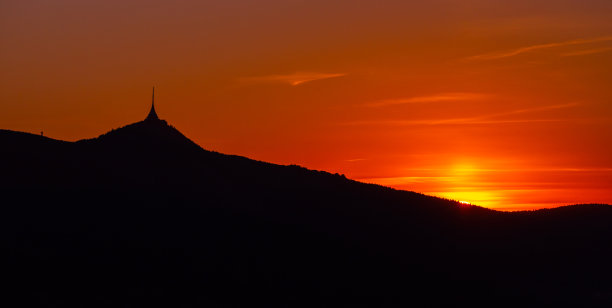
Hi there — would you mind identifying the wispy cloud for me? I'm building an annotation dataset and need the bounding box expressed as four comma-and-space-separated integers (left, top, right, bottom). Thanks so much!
358, 176, 455, 185
345, 118, 564, 126
467, 36, 612, 61
487, 102, 580, 118
365, 92, 487, 107
344, 102, 580, 126
375, 167, 612, 173
561, 47, 612, 57
243, 72, 346, 86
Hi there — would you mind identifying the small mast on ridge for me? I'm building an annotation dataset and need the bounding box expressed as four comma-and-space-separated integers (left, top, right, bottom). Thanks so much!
145, 87, 159, 121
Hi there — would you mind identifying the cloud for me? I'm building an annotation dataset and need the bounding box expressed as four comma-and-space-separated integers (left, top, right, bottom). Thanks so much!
466, 36, 612, 61
486, 102, 580, 118
345, 118, 564, 126
365, 92, 487, 107
561, 47, 612, 57
357, 176, 455, 186
344, 102, 579, 126
244, 72, 346, 86
376, 167, 612, 173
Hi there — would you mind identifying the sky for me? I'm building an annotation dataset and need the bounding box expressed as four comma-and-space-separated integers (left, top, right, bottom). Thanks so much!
1, 0, 611, 210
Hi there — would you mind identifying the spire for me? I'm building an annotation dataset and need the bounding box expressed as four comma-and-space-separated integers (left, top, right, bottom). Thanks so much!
146, 86, 159, 121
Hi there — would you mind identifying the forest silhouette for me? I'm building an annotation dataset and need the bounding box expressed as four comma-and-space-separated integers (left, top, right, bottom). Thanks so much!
2, 115, 612, 307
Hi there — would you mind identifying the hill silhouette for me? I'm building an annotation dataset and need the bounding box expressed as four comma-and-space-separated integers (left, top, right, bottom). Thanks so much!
2, 117, 612, 307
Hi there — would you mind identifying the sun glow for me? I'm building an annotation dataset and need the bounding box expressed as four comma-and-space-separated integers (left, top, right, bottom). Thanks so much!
432, 190, 501, 208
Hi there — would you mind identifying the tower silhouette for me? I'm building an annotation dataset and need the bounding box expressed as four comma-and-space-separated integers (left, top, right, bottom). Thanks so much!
146, 87, 159, 121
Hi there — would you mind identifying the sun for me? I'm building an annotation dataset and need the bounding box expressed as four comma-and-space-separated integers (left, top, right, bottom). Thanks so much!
432, 191, 502, 208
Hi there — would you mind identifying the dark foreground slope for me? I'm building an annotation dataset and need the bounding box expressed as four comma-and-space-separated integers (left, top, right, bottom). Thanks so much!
2, 120, 611, 307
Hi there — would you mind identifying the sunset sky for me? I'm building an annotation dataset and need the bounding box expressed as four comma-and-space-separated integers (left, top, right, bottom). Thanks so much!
1, 0, 611, 210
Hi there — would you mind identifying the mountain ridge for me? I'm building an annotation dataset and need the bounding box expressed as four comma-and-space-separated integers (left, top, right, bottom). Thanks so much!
2, 120, 607, 213
2, 119, 612, 306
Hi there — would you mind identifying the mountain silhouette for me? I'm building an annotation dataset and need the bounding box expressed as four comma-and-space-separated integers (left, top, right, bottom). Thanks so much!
2, 112, 612, 307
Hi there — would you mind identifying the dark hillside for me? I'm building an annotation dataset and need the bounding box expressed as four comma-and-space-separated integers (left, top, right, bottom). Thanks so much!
2, 120, 611, 307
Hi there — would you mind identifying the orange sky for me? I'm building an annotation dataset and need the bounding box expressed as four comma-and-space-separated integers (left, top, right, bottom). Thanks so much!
1, 0, 611, 210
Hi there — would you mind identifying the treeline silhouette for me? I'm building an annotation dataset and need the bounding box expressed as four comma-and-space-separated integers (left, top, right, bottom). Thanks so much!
2, 119, 611, 307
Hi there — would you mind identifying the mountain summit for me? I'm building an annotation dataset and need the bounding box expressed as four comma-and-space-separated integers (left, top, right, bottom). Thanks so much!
2, 94, 612, 307
76, 90, 202, 157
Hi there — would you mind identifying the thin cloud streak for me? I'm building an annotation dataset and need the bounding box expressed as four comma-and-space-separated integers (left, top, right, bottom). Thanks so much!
243, 72, 346, 86
467, 36, 612, 61
487, 102, 580, 118
377, 167, 612, 173
343, 103, 580, 126
365, 92, 487, 107
358, 176, 456, 185
345, 119, 563, 126
561, 47, 612, 57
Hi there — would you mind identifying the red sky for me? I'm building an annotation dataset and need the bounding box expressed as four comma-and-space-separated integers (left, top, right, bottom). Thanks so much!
1, 0, 611, 210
